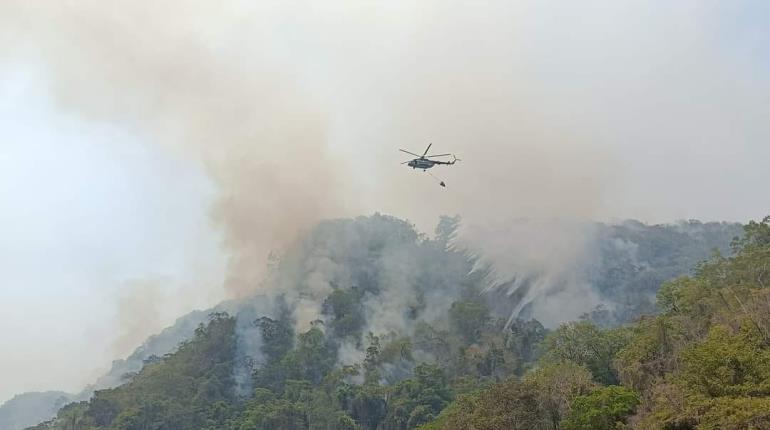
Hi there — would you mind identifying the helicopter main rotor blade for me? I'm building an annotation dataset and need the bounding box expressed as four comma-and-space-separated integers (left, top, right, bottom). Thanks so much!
399, 149, 421, 157
401, 160, 412, 164
425, 153, 452, 158
422, 143, 433, 157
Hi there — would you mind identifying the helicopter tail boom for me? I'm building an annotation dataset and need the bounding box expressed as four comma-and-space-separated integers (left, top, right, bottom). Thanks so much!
433, 155, 459, 165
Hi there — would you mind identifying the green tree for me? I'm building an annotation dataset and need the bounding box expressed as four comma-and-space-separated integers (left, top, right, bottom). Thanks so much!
679, 324, 770, 398
238, 388, 307, 430
322, 288, 366, 342
382, 364, 452, 430
507, 318, 547, 370
561, 386, 639, 430
257, 316, 295, 362
422, 378, 540, 430
293, 326, 338, 385
524, 361, 595, 429
449, 301, 489, 343
540, 321, 630, 385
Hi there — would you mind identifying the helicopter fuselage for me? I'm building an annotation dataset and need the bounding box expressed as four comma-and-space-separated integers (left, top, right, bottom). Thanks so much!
408, 158, 436, 169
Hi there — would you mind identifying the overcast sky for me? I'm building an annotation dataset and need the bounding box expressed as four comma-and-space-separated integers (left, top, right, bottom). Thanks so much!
1, 1, 769, 404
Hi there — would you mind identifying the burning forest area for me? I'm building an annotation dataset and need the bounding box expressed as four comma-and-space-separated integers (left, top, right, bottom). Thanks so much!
2, 2, 770, 430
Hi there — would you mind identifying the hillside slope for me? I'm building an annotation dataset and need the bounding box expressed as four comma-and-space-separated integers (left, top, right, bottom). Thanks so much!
16, 214, 745, 430
423, 215, 770, 429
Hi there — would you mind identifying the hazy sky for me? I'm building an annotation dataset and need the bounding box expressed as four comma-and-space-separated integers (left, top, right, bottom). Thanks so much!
0, 67, 226, 401
1, 1, 769, 404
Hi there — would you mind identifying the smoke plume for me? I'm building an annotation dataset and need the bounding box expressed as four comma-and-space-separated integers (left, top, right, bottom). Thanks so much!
0, 1, 616, 291
0, 1, 358, 298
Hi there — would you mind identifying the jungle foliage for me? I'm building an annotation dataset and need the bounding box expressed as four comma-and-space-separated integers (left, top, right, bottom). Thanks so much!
27, 215, 765, 430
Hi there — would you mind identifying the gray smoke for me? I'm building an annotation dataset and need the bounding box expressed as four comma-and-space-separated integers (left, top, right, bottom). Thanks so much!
460, 219, 603, 327
231, 298, 273, 397
0, 1, 615, 309
0, 1, 358, 300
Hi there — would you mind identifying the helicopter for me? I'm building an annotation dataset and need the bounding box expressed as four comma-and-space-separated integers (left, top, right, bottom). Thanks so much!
399, 143, 459, 171
399, 143, 459, 187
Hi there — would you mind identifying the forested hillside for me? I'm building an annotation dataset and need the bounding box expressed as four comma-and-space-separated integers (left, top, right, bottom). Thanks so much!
23, 214, 756, 430
424, 216, 770, 429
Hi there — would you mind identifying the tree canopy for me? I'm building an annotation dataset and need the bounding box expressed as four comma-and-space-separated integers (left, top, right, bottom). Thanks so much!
26, 214, 766, 430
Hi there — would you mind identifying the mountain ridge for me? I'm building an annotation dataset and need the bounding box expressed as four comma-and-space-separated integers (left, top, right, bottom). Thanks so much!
4, 215, 743, 430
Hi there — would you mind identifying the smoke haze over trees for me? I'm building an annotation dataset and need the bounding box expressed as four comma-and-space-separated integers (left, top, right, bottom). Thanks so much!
2, 214, 747, 429
1, 1, 769, 429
